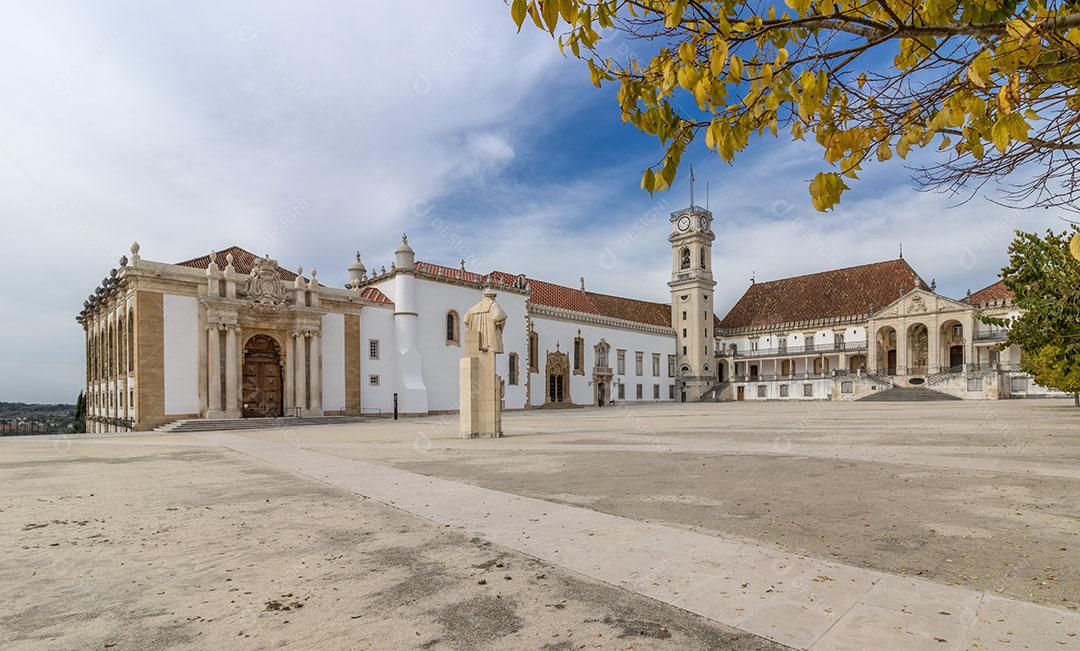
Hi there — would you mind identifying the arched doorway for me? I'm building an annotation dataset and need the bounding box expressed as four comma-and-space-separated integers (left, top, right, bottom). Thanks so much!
242, 334, 283, 418
940, 320, 964, 371
907, 323, 929, 375
876, 326, 897, 375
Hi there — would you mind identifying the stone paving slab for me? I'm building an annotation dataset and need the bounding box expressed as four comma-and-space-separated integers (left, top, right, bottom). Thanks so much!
202, 433, 1080, 650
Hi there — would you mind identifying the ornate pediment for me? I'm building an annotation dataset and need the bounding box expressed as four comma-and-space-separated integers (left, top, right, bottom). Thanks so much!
245, 256, 288, 311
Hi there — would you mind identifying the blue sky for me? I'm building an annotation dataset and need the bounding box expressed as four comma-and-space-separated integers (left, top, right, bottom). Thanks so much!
0, 1, 1070, 403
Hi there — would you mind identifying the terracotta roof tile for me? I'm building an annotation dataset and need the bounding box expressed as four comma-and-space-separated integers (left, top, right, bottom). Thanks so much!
416, 260, 674, 329
718, 259, 927, 330
964, 280, 1013, 305
360, 286, 394, 305
176, 246, 298, 280
414, 261, 486, 284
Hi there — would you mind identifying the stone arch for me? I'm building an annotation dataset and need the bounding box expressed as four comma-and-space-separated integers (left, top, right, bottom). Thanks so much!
939, 319, 965, 370
242, 334, 283, 418
906, 322, 929, 374
875, 326, 897, 375
680, 247, 691, 270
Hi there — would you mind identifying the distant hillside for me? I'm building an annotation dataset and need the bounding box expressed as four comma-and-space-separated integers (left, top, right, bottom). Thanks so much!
0, 402, 77, 434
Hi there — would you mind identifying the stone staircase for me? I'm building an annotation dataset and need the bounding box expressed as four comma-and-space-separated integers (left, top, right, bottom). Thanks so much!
857, 386, 960, 402
155, 415, 367, 433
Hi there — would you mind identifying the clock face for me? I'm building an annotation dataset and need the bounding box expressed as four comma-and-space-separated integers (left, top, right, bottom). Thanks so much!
678, 216, 691, 231
700, 216, 709, 229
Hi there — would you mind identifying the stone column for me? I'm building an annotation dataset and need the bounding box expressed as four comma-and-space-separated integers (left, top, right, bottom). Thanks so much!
963, 314, 975, 369
309, 331, 322, 416
896, 325, 908, 374
224, 325, 239, 417
927, 322, 941, 374
284, 334, 295, 415
295, 331, 307, 415
207, 325, 222, 415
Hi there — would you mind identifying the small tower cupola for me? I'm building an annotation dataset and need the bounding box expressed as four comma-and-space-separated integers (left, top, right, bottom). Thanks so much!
348, 251, 366, 285
395, 233, 415, 271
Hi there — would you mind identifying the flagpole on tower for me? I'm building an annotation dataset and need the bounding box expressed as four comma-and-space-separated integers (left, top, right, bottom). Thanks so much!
689, 163, 695, 208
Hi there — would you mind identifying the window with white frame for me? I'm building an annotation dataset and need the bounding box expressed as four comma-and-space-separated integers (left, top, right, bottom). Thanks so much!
653, 384, 660, 399
618, 383, 625, 399
967, 377, 983, 391
635, 352, 643, 376
757, 385, 767, 398
667, 355, 676, 377
652, 353, 660, 376
369, 375, 380, 386
803, 383, 813, 397
636, 384, 643, 399
617, 350, 626, 375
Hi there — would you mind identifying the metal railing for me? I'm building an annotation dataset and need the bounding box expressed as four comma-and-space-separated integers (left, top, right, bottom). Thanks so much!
718, 341, 868, 359
973, 330, 1008, 342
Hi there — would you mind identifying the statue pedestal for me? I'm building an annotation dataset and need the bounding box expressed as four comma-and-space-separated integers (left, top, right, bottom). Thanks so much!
460, 350, 502, 438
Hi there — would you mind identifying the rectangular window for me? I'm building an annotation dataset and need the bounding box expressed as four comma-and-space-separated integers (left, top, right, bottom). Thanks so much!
668, 385, 675, 400
667, 355, 675, 377
780, 384, 789, 397
573, 337, 584, 374
369, 375, 380, 386
803, 383, 813, 397
508, 353, 519, 386
636, 384, 643, 399
653, 384, 660, 399
757, 385, 767, 398
617, 350, 626, 375
618, 383, 625, 400
967, 377, 983, 392
841, 381, 854, 394
652, 353, 660, 376
369, 339, 380, 360
1010, 377, 1027, 393
635, 352, 644, 376
682, 311, 687, 320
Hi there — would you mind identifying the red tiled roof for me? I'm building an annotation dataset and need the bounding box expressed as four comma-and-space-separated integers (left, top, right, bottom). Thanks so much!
360, 286, 393, 305
964, 280, 1013, 305
176, 246, 298, 280
525, 278, 672, 328
414, 261, 486, 284
718, 259, 927, 330
415, 260, 673, 329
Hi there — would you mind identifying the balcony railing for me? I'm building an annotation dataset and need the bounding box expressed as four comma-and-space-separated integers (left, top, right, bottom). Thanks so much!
727, 372, 836, 382
973, 330, 1008, 342
718, 341, 868, 359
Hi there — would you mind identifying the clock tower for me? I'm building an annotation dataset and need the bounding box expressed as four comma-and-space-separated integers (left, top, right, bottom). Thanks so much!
668, 205, 716, 402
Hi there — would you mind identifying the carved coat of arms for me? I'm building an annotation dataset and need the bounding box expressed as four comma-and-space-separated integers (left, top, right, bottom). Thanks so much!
908, 294, 928, 314
246, 256, 287, 309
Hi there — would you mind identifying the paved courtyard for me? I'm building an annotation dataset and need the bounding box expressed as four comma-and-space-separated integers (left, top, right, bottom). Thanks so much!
1, 400, 1078, 649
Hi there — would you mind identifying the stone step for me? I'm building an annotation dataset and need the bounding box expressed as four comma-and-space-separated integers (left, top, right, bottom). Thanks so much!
857, 386, 960, 402
156, 416, 367, 433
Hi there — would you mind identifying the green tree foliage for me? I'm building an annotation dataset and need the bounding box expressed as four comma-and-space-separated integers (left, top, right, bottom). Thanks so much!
509, 0, 1080, 210
74, 391, 87, 434
987, 226, 1080, 402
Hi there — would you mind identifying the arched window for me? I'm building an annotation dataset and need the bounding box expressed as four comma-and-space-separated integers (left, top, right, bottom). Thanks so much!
445, 310, 460, 346
680, 247, 691, 270
573, 335, 584, 375
508, 353, 519, 385
700, 249, 707, 269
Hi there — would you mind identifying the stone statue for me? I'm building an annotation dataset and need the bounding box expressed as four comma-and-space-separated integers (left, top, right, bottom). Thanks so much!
463, 284, 507, 353
459, 282, 506, 438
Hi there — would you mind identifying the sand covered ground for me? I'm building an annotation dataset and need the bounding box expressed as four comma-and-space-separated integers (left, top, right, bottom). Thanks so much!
1, 399, 1077, 649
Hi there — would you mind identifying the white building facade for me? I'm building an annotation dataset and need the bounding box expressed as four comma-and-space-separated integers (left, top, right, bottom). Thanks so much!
77, 205, 1055, 432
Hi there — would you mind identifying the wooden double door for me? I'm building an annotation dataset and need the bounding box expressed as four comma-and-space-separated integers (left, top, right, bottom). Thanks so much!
242, 335, 283, 418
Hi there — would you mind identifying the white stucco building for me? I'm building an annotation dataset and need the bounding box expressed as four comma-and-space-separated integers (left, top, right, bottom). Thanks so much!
77, 204, 1055, 432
